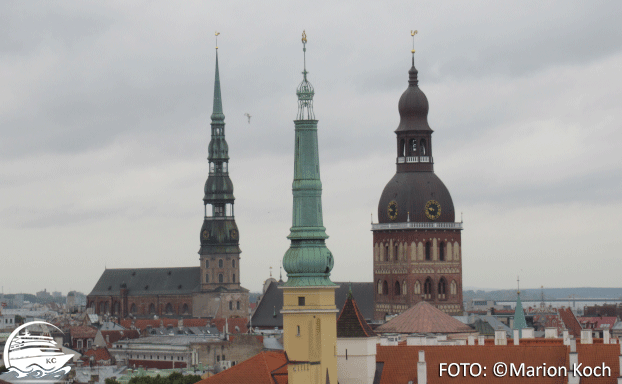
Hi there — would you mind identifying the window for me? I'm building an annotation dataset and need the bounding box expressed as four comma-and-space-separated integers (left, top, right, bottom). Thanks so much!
399, 139, 405, 156
149, 303, 156, 314
236, 301, 240, 310
425, 242, 431, 260
214, 205, 224, 216
229, 301, 233, 310
219, 259, 224, 268
206, 274, 209, 283
165, 303, 173, 314
420, 139, 427, 156
438, 278, 447, 300
206, 260, 209, 268
439, 242, 445, 261
296, 326, 301, 336
377, 280, 382, 295
382, 280, 389, 296
130, 303, 137, 314
77, 340, 83, 349
385, 244, 389, 261
217, 356, 220, 362
394, 281, 401, 296
182, 304, 189, 314
298, 297, 306, 306
232, 273, 236, 283
424, 278, 433, 300
410, 138, 417, 153
395, 243, 399, 261
219, 274, 224, 283
232, 259, 236, 268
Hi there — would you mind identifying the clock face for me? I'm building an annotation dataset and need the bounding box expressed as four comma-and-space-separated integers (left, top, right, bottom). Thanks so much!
425, 200, 441, 221
230, 229, 238, 240
201, 230, 209, 240
387, 200, 398, 221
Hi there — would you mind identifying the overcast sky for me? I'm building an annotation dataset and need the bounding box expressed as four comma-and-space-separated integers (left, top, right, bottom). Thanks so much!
1, 1, 621, 296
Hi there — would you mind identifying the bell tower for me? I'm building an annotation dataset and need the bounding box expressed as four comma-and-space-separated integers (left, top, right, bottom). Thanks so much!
196, 38, 247, 317
372, 33, 464, 319
281, 31, 338, 384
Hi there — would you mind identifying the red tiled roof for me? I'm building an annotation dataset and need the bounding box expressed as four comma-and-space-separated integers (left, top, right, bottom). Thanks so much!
70, 326, 97, 339
577, 343, 620, 384
376, 301, 475, 334
101, 330, 140, 347
213, 317, 248, 334
84, 347, 112, 362
337, 294, 376, 338
558, 308, 582, 338
197, 351, 289, 384
578, 316, 618, 329
119, 318, 210, 330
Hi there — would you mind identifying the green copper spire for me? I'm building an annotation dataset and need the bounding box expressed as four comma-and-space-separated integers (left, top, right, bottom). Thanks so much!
513, 290, 527, 338
211, 48, 225, 123
282, 31, 335, 287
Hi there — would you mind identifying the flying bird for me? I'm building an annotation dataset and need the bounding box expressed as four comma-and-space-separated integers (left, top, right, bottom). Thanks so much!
244, 113, 251, 123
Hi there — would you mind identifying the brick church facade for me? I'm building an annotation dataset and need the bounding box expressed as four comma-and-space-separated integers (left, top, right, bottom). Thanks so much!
373, 53, 463, 320
87, 47, 249, 319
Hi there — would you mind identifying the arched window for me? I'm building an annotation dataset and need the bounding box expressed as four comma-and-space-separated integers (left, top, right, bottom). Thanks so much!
229, 301, 233, 310
206, 274, 209, 283
394, 281, 401, 296
395, 243, 399, 261
218, 259, 224, 268
377, 280, 383, 295
104, 302, 110, 314
113, 301, 120, 315
402, 280, 407, 295
206, 260, 209, 268
149, 303, 156, 314
182, 304, 189, 314
382, 280, 389, 296
232, 259, 236, 268
130, 303, 137, 314
219, 274, 224, 283
438, 278, 447, 300
425, 242, 431, 260
385, 244, 389, 261
420, 139, 427, 156
232, 273, 236, 283
99, 302, 105, 314
236, 301, 240, 310
165, 303, 173, 314
414, 281, 421, 295
450, 280, 457, 295
439, 242, 445, 261
399, 139, 405, 156
424, 278, 433, 300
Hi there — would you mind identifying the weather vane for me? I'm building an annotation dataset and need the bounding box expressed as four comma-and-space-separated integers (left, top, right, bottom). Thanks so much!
215, 31, 220, 49
301, 30, 308, 75
411, 30, 418, 54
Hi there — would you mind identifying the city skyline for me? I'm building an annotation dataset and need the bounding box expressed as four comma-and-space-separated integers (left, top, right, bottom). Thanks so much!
1, 1, 621, 295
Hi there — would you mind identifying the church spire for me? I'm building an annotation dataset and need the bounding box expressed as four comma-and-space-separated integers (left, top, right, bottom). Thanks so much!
211, 41, 225, 123
282, 31, 334, 287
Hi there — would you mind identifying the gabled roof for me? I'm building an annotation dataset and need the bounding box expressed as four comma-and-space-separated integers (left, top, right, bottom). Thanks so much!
251, 281, 374, 328
100, 330, 140, 347
337, 291, 376, 338
88, 267, 201, 296
558, 307, 582, 338
83, 347, 112, 362
577, 316, 618, 329
375, 301, 475, 334
197, 351, 289, 384
70, 326, 97, 339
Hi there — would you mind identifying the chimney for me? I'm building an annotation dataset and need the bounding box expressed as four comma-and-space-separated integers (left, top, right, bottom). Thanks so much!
562, 330, 569, 345
105, 335, 110, 343
513, 329, 519, 345
522, 328, 534, 338
569, 339, 579, 384
604, 329, 610, 344
417, 350, 427, 384
545, 327, 558, 338
494, 329, 507, 346
478, 335, 485, 345
581, 329, 593, 344
467, 335, 475, 346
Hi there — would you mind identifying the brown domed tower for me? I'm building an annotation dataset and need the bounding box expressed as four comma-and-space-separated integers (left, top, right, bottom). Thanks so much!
372, 51, 463, 319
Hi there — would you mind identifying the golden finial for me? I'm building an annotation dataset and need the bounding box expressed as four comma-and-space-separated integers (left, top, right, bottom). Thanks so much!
302, 30, 307, 44
411, 30, 418, 53
215, 31, 220, 49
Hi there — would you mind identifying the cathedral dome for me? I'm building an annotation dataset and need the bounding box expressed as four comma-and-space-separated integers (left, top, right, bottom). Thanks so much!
395, 63, 431, 132
377, 172, 455, 223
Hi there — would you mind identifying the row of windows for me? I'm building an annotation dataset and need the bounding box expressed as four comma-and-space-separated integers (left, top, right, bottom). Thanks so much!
228, 301, 241, 310
129, 354, 184, 361
376, 277, 458, 300
90, 301, 192, 316
378, 241, 456, 262
206, 273, 235, 283
206, 259, 236, 268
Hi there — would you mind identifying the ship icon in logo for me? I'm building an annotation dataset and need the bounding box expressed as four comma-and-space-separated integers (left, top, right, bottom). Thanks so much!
3, 321, 73, 379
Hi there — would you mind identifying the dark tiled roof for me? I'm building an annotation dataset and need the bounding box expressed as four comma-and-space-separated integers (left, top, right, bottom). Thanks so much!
88, 267, 201, 296
375, 301, 475, 334
251, 281, 374, 328
70, 326, 98, 339
101, 330, 140, 347
337, 293, 376, 338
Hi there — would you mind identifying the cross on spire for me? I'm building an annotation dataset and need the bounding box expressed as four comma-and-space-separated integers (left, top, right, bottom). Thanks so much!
215, 31, 220, 50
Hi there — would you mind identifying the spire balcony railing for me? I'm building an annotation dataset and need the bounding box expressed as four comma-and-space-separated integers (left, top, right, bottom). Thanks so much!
397, 157, 405, 163
371, 222, 463, 230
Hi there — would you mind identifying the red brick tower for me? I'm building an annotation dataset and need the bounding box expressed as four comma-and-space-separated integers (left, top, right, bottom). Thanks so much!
372, 51, 463, 320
